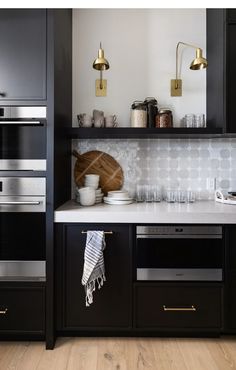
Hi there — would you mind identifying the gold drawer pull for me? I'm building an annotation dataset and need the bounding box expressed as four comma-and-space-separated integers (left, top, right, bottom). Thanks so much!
81, 231, 113, 235
0, 308, 8, 315
163, 305, 196, 312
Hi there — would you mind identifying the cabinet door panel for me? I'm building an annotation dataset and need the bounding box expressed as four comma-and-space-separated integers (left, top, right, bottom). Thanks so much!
227, 24, 236, 132
0, 10, 46, 101
0, 286, 45, 333
226, 226, 236, 270
225, 272, 236, 330
63, 224, 132, 329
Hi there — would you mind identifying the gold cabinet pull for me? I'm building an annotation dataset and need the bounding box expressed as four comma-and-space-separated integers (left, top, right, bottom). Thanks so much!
81, 231, 113, 235
163, 305, 196, 312
0, 308, 8, 315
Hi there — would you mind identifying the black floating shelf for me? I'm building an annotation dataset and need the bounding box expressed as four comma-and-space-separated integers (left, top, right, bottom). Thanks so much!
69, 127, 224, 139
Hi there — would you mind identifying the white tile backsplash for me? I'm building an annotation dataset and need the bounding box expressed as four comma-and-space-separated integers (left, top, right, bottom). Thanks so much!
72, 138, 236, 199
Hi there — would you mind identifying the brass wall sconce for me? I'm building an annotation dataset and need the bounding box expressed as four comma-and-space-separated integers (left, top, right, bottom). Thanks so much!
93, 42, 110, 97
171, 41, 208, 97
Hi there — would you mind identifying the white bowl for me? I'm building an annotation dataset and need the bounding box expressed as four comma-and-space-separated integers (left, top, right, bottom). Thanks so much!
85, 174, 100, 180
107, 190, 129, 199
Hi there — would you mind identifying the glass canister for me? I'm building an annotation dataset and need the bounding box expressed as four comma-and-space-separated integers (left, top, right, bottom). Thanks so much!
130, 101, 147, 128
144, 97, 158, 128
156, 108, 173, 128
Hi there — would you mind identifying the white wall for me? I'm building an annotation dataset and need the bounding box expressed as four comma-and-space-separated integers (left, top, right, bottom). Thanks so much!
73, 9, 206, 127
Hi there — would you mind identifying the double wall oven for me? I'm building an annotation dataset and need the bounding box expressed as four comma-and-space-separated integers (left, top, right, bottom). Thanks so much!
0, 106, 47, 281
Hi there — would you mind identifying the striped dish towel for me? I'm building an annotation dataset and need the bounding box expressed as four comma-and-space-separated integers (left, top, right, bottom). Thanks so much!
81, 231, 106, 307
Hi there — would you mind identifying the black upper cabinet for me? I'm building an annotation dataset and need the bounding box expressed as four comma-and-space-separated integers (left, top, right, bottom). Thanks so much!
207, 9, 236, 133
0, 9, 47, 102
226, 9, 236, 22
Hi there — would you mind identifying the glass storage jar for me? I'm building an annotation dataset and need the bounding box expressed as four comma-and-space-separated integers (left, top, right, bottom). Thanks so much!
156, 108, 173, 128
130, 101, 147, 128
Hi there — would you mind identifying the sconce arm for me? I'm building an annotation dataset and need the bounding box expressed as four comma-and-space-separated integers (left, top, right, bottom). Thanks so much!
175, 41, 202, 87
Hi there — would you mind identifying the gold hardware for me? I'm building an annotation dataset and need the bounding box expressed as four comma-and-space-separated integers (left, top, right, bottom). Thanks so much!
171, 41, 208, 97
95, 79, 107, 97
171, 79, 182, 97
93, 42, 110, 97
81, 231, 113, 235
0, 308, 8, 315
163, 305, 196, 312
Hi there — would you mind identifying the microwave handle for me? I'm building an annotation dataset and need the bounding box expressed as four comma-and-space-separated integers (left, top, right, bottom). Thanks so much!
137, 235, 222, 239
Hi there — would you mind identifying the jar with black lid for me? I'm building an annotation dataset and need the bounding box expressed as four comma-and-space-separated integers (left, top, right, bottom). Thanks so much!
130, 101, 147, 128
156, 108, 173, 128
144, 97, 158, 128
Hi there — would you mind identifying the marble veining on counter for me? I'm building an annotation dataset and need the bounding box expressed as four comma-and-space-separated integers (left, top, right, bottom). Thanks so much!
54, 200, 236, 224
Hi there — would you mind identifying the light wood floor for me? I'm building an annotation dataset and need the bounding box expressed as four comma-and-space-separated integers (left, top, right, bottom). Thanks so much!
1, 337, 236, 370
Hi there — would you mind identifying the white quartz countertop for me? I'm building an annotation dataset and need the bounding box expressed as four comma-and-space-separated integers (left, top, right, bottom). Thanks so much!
54, 200, 236, 224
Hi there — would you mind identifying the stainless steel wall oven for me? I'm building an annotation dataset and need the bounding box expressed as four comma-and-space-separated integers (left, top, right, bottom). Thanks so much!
0, 106, 47, 171
0, 177, 46, 281
136, 225, 223, 281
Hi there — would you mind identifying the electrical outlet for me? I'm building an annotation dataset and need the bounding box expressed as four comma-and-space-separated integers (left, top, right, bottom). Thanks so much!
206, 178, 216, 190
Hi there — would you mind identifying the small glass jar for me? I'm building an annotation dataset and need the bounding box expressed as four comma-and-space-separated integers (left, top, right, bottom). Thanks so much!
130, 101, 147, 128
156, 108, 173, 128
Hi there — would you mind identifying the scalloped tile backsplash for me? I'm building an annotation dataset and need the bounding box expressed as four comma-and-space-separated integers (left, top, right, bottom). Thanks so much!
72, 138, 236, 199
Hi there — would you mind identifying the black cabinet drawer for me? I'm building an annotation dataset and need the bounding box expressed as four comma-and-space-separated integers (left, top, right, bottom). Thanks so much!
134, 285, 222, 329
0, 286, 45, 333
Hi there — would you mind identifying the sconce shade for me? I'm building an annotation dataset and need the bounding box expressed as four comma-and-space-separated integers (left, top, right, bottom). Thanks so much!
190, 48, 208, 70
93, 44, 109, 71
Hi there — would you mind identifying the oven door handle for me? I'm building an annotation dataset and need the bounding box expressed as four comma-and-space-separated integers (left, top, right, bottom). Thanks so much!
0, 201, 41, 205
0, 121, 41, 125
137, 235, 222, 239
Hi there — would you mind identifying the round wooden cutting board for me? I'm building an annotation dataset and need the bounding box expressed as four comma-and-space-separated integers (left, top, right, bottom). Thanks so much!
73, 150, 124, 194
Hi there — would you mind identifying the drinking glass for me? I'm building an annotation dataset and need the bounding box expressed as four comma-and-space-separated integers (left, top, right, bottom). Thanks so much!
194, 114, 206, 128
176, 190, 186, 203
136, 185, 145, 202
184, 114, 195, 128
165, 189, 176, 203
152, 185, 162, 202
144, 185, 154, 202
186, 190, 196, 203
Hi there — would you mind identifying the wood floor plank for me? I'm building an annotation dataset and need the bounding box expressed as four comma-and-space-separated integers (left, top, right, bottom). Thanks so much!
177, 338, 219, 370
126, 338, 158, 369
36, 337, 73, 370
0, 342, 29, 370
206, 339, 236, 370
66, 337, 98, 370
96, 337, 128, 370
151, 338, 188, 370
16, 342, 48, 370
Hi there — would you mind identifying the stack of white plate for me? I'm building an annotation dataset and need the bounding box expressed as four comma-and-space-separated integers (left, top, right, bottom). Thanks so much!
95, 188, 104, 204
104, 190, 133, 205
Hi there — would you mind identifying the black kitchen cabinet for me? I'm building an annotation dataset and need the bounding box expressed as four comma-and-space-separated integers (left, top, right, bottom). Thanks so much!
207, 9, 236, 133
56, 224, 132, 332
0, 283, 45, 338
224, 226, 236, 332
226, 9, 236, 22
134, 284, 222, 332
0, 9, 47, 102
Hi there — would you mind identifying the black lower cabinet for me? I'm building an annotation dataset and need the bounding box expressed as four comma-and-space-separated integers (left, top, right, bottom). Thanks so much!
225, 272, 236, 331
134, 284, 222, 333
224, 226, 236, 332
56, 224, 132, 332
0, 283, 45, 338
